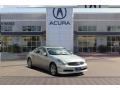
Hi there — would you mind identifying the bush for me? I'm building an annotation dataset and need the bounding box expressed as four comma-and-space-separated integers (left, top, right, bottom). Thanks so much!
22, 47, 29, 52
7, 45, 13, 52
97, 45, 107, 53
12, 44, 21, 53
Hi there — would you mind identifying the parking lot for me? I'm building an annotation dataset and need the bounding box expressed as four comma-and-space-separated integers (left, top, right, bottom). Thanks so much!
0, 56, 120, 84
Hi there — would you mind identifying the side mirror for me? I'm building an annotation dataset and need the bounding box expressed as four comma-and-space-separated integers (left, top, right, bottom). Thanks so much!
43, 52, 47, 56
68, 50, 73, 54
36, 50, 40, 53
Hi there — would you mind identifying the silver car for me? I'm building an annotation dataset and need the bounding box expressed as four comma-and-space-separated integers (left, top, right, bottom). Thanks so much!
27, 46, 87, 76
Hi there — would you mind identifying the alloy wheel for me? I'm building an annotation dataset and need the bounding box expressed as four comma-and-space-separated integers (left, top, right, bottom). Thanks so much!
50, 63, 57, 76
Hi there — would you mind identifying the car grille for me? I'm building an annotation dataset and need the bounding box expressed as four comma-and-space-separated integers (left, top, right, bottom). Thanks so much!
63, 70, 74, 72
67, 62, 84, 66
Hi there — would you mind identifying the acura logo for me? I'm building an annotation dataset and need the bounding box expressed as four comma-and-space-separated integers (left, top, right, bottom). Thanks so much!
53, 8, 67, 19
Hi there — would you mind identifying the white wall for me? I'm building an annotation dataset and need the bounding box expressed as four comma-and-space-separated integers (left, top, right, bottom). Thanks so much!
74, 13, 120, 32
74, 20, 120, 32
46, 8, 73, 51
1, 14, 46, 32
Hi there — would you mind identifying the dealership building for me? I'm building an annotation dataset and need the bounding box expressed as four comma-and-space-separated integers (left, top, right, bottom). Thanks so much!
1, 6, 120, 55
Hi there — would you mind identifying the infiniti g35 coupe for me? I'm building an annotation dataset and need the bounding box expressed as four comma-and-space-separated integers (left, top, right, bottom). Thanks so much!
27, 46, 87, 76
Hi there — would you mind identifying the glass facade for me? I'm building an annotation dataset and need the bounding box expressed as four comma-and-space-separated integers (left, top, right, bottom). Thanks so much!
76, 36, 96, 52
107, 26, 120, 32
107, 36, 120, 52
0, 22, 14, 32
78, 26, 96, 32
22, 26, 41, 32
1, 36, 42, 53
1, 25, 13, 32
1, 23, 120, 54
75, 35, 120, 52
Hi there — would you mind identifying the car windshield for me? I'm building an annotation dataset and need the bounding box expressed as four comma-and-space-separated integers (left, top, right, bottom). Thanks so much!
47, 48, 71, 55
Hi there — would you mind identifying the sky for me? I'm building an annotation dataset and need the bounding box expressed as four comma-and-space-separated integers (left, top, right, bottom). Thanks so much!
1, 7, 120, 13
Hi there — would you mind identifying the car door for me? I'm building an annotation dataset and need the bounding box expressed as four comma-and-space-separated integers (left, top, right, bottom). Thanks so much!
32, 49, 42, 66
39, 47, 50, 70
34, 48, 45, 68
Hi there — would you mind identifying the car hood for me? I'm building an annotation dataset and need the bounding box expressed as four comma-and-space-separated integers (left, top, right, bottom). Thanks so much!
50, 54, 85, 63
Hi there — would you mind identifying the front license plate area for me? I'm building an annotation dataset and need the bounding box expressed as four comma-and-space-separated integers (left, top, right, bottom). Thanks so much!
75, 67, 81, 71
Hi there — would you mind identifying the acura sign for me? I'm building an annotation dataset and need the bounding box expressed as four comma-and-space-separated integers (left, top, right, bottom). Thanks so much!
49, 8, 71, 25
53, 8, 67, 19
46, 7, 73, 51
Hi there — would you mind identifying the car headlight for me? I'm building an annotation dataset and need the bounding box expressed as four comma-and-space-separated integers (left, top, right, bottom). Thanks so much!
56, 59, 66, 65
80, 58, 86, 62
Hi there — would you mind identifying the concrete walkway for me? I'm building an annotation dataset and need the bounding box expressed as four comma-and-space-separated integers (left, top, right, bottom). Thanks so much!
0, 56, 120, 84
1, 56, 120, 77
79, 52, 120, 56
1, 52, 27, 60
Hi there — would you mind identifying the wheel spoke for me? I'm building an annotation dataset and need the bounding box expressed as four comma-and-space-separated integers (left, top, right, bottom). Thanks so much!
50, 64, 57, 75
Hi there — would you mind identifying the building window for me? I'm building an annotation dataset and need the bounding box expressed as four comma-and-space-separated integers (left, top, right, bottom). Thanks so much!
107, 26, 120, 32
107, 36, 120, 52
76, 36, 96, 52
1, 25, 13, 32
1, 36, 42, 52
78, 26, 96, 32
107, 26, 111, 31
0, 22, 14, 32
22, 26, 41, 32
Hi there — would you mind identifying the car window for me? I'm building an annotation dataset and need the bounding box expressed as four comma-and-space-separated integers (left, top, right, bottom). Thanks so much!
40, 48, 47, 55
47, 48, 70, 55
34, 47, 47, 55
34, 49, 41, 54
41, 48, 46, 53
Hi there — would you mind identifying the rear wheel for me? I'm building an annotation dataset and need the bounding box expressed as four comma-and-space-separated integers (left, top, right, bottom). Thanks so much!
49, 63, 58, 76
27, 58, 32, 68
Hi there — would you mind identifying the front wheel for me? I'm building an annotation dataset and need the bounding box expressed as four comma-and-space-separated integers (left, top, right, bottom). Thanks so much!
76, 72, 84, 76
49, 63, 58, 76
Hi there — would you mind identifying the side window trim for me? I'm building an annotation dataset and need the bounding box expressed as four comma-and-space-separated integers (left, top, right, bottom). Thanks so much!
41, 47, 47, 56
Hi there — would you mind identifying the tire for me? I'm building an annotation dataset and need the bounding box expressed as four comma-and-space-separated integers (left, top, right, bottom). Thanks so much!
77, 72, 84, 75
49, 63, 58, 76
27, 58, 32, 68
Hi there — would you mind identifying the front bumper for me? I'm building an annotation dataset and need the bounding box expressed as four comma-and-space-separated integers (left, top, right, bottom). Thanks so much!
57, 63, 87, 74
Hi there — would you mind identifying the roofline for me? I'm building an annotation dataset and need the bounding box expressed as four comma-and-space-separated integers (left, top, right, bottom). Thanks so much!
2, 5, 120, 8
1, 5, 79, 8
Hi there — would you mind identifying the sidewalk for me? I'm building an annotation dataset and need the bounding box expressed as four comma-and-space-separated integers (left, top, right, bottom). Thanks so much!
78, 52, 120, 57
0, 57, 120, 84
1, 56, 120, 77
0, 60, 26, 67
1, 52, 27, 60
0, 76, 120, 85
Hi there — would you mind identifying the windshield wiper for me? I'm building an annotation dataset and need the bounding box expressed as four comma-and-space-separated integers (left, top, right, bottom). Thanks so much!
61, 54, 68, 55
